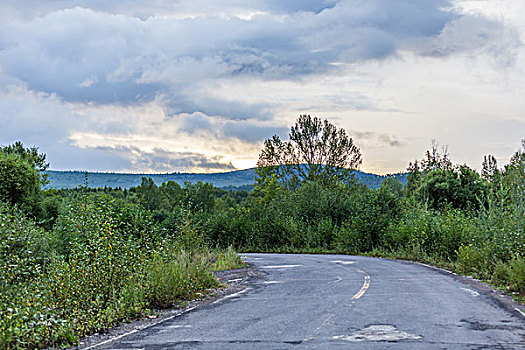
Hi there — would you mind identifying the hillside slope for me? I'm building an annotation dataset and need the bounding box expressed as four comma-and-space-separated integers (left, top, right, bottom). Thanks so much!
45, 168, 408, 190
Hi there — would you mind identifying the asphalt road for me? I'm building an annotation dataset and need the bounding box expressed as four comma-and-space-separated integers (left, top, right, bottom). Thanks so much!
94, 254, 525, 349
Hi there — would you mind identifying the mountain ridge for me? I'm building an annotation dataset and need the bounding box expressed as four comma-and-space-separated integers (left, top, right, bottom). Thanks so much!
45, 168, 408, 190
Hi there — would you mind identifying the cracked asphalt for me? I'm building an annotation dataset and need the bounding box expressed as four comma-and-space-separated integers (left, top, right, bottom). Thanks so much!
93, 254, 525, 349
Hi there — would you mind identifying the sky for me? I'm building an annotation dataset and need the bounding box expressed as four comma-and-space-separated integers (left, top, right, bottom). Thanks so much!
0, 0, 524, 174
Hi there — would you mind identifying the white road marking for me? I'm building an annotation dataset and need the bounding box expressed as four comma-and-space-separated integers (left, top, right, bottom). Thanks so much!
84, 306, 198, 349
460, 287, 480, 297
228, 278, 243, 283
84, 330, 139, 350
330, 260, 355, 265
166, 325, 193, 329
261, 264, 302, 269
515, 308, 525, 317
263, 281, 282, 284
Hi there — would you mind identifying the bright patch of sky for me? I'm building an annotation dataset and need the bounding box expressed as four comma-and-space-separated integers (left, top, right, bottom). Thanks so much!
0, 0, 523, 174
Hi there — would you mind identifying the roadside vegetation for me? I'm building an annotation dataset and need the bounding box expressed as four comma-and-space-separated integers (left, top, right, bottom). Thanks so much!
1, 117, 523, 347
0, 144, 244, 349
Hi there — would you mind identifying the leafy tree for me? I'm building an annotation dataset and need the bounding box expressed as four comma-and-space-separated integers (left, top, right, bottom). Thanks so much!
0, 152, 41, 214
256, 115, 362, 189
406, 140, 453, 197
1, 141, 49, 186
133, 177, 161, 211
416, 165, 488, 211
407, 142, 489, 211
482, 155, 500, 182
183, 181, 217, 213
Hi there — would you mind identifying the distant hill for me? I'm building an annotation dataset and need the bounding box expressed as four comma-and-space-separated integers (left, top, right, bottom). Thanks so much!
45, 168, 408, 190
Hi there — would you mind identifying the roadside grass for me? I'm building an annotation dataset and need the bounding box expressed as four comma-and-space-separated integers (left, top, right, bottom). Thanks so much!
210, 246, 247, 271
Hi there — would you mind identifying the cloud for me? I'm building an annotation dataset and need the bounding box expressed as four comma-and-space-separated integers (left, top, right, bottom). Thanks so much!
0, 0, 338, 20
352, 131, 407, 148
0, 1, 478, 111
421, 15, 521, 66
93, 145, 236, 173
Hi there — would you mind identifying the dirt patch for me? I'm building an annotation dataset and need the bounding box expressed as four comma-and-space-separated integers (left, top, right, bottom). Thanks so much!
69, 264, 264, 350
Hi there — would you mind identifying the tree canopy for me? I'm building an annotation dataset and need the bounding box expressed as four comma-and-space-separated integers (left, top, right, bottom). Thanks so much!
256, 115, 362, 189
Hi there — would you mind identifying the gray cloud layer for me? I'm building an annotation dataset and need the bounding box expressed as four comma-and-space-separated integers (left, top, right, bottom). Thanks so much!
0, 1, 459, 108
0, 0, 520, 172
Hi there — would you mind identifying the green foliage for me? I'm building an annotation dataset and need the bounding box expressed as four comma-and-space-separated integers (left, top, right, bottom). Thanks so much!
491, 256, 525, 294
1, 141, 49, 185
503, 139, 525, 212
146, 249, 218, 309
0, 203, 51, 289
1, 192, 241, 349
0, 152, 41, 215
211, 246, 247, 271
456, 245, 495, 280
0, 203, 55, 349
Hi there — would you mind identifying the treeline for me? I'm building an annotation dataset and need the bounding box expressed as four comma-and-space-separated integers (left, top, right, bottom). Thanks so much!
0, 143, 243, 349
44, 138, 524, 298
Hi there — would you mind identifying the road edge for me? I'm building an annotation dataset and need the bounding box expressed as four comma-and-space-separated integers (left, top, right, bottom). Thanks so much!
391, 258, 525, 320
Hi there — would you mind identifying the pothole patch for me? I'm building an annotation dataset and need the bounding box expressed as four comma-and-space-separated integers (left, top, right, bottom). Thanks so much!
333, 325, 422, 342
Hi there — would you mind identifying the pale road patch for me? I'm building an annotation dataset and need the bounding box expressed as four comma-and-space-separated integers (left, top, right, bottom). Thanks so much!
330, 260, 355, 264
261, 264, 302, 268
165, 325, 193, 329
333, 325, 422, 342
329, 276, 343, 284
460, 287, 480, 297
212, 288, 250, 304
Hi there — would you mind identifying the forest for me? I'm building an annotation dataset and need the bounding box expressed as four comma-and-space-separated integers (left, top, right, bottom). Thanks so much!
1, 116, 524, 348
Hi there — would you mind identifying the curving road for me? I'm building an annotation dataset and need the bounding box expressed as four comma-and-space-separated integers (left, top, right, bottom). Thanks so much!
93, 254, 525, 349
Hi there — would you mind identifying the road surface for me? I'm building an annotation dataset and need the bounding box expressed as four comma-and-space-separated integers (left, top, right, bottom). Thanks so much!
92, 253, 525, 349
